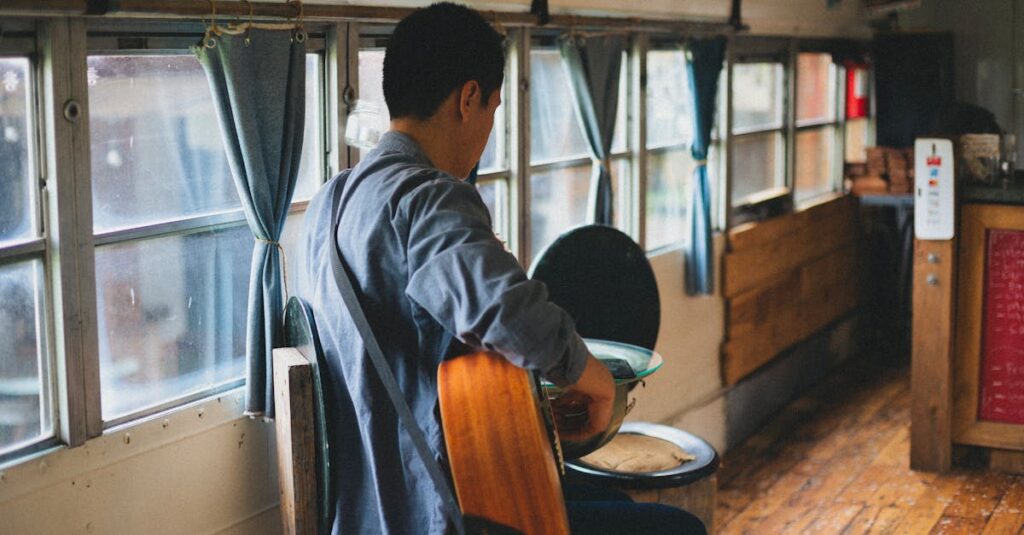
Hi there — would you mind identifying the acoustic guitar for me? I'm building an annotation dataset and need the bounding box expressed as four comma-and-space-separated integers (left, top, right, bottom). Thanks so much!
438, 351, 571, 535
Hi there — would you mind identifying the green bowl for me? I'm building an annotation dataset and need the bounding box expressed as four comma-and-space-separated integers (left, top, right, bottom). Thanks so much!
543, 339, 664, 459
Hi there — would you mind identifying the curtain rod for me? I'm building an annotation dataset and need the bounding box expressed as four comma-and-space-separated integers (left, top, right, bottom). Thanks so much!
0, 0, 735, 36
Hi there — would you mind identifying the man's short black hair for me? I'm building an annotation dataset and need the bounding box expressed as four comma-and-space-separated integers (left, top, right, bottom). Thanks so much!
383, 2, 505, 120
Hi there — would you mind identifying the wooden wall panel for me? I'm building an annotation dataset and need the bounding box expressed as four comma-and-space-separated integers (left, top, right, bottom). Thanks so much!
724, 197, 858, 298
722, 196, 861, 385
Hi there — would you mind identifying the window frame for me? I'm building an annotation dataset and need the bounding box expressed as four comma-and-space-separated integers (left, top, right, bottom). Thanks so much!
0, 31, 63, 464
83, 24, 329, 429
524, 33, 636, 265
792, 49, 844, 206
727, 50, 790, 214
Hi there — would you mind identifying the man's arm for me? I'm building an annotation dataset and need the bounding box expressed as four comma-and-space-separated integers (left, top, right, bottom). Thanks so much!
399, 177, 587, 385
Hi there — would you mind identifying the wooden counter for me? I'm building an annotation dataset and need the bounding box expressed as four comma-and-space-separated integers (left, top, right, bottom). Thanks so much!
912, 200, 1024, 472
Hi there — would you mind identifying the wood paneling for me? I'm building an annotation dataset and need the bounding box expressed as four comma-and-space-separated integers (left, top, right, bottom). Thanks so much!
724, 196, 858, 298
722, 196, 861, 385
910, 238, 957, 473
272, 348, 318, 535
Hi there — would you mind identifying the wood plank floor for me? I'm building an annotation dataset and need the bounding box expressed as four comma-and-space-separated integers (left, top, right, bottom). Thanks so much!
715, 358, 1024, 534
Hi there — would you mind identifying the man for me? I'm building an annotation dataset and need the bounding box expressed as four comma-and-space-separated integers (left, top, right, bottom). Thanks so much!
302, 3, 705, 533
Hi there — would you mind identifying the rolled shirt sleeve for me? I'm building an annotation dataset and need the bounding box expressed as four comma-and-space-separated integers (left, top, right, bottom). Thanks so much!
399, 177, 588, 386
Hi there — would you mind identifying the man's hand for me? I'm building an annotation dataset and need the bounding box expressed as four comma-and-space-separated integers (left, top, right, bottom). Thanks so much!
550, 354, 615, 442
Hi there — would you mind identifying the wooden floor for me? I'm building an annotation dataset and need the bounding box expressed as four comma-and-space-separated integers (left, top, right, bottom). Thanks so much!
715, 357, 1024, 534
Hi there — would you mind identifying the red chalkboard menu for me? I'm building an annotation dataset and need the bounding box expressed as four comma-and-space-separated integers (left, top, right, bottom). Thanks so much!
978, 229, 1024, 424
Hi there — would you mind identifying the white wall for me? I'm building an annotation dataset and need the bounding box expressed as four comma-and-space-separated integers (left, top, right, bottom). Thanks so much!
0, 391, 280, 535
626, 236, 727, 454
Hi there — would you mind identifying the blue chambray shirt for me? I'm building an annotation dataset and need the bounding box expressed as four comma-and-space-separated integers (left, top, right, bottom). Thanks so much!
301, 132, 589, 534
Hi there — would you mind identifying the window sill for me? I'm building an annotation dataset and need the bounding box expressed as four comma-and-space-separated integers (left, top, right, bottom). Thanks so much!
0, 387, 250, 503
795, 190, 845, 212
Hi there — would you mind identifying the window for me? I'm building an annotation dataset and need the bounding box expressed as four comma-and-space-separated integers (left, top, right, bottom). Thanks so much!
731, 61, 786, 205
528, 43, 629, 264
86, 50, 323, 423
844, 64, 871, 164
644, 47, 717, 252
0, 56, 54, 457
357, 39, 512, 243
794, 52, 839, 203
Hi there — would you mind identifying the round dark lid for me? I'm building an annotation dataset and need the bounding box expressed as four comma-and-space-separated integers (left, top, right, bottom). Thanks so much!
529, 225, 660, 350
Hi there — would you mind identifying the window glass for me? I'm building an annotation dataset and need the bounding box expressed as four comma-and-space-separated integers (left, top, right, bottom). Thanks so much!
611, 52, 628, 154
95, 226, 251, 420
796, 53, 836, 124
478, 84, 507, 174
358, 48, 505, 170
732, 62, 784, 132
795, 127, 836, 202
0, 58, 36, 245
0, 260, 51, 455
530, 49, 590, 163
529, 165, 590, 262
477, 180, 509, 244
731, 131, 784, 203
845, 118, 869, 163
646, 50, 691, 147
646, 148, 693, 251
88, 54, 322, 233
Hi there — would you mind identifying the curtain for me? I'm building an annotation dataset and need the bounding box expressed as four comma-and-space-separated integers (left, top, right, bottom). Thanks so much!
195, 29, 306, 417
559, 35, 625, 226
683, 37, 726, 296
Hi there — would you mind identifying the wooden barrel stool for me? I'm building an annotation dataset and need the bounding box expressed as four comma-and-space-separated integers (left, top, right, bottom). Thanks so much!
564, 422, 720, 533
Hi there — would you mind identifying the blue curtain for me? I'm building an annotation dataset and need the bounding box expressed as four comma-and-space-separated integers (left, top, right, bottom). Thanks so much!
559, 35, 625, 226
683, 37, 726, 296
195, 30, 306, 417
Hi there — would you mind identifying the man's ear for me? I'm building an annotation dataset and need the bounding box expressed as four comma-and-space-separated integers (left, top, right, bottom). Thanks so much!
458, 81, 481, 122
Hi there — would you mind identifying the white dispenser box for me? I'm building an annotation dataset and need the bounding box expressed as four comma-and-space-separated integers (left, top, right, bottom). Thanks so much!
914, 138, 956, 240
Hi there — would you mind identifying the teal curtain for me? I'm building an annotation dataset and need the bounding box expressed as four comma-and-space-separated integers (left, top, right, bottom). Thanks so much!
683, 37, 726, 296
559, 35, 625, 226
195, 30, 306, 417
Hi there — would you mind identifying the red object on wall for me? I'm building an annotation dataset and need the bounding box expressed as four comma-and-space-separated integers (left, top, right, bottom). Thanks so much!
978, 229, 1024, 425
845, 63, 869, 119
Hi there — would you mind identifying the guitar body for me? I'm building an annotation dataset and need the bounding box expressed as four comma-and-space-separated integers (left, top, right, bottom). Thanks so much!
438, 352, 571, 535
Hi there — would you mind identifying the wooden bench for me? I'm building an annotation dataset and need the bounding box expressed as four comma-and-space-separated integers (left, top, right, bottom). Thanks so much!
273, 347, 319, 535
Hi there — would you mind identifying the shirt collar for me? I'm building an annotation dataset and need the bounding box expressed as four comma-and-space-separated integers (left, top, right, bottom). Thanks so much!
375, 131, 434, 167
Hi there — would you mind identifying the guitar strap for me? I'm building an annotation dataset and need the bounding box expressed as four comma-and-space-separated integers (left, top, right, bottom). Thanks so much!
327, 178, 468, 535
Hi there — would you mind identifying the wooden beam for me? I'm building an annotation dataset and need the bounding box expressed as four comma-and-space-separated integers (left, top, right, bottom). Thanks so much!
910, 238, 956, 473
0, 0, 735, 35
273, 348, 318, 535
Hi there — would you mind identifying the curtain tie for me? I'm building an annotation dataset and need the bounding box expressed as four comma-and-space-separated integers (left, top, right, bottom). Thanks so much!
694, 159, 708, 166
255, 237, 290, 308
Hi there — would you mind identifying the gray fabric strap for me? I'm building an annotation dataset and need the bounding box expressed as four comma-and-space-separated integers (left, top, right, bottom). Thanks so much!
328, 181, 466, 535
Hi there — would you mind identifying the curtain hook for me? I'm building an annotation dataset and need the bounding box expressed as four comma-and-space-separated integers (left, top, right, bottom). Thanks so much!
243, 0, 254, 46
288, 0, 307, 43
202, 0, 219, 48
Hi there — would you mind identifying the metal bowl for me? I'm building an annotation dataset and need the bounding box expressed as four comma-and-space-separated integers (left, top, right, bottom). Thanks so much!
543, 339, 663, 459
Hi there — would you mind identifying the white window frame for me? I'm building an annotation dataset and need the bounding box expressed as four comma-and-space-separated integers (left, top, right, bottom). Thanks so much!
792, 49, 845, 206
523, 33, 636, 266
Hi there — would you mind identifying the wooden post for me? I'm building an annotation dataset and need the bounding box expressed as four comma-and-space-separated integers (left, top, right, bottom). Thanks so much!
273, 348, 318, 535
910, 238, 957, 472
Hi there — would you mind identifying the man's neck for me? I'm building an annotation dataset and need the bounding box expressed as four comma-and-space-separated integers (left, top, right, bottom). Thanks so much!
390, 119, 466, 179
